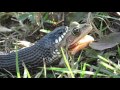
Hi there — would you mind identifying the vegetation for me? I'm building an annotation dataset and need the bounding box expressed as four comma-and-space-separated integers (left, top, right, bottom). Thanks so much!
0, 12, 120, 78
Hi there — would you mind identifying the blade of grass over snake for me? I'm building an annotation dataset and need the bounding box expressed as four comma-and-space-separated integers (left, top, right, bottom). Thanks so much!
43, 59, 47, 78
15, 45, 21, 78
22, 62, 31, 78
61, 47, 75, 78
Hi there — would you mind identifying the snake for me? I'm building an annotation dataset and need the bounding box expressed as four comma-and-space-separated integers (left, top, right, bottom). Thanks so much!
0, 22, 92, 74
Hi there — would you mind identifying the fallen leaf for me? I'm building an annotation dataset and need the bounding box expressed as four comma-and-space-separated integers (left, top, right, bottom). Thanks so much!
89, 32, 120, 50
13, 40, 33, 48
0, 26, 12, 32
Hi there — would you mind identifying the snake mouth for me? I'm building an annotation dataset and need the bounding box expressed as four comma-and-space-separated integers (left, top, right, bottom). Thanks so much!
68, 35, 94, 55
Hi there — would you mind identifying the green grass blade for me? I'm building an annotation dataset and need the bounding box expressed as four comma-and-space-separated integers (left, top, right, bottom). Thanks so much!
75, 50, 83, 65
43, 60, 47, 78
117, 45, 120, 58
15, 45, 21, 78
98, 55, 120, 71
46, 67, 107, 77
22, 62, 31, 78
93, 66, 101, 78
23, 68, 27, 78
24, 68, 31, 78
99, 61, 114, 71
61, 47, 75, 78
86, 64, 120, 78
98, 55, 109, 63
80, 63, 87, 78
34, 69, 44, 78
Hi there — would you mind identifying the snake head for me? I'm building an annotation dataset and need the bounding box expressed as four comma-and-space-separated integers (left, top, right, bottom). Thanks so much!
42, 21, 93, 55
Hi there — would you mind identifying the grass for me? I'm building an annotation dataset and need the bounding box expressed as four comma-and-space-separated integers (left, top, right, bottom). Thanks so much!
41, 48, 120, 78
60, 47, 75, 78
23, 62, 31, 78
43, 60, 47, 78
15, 44, 32, 78
117, 45, 120, 58
46, 67, 108, 77
98, 55, 120, 75
80, 63, 87, 78
15, 45, 21, 78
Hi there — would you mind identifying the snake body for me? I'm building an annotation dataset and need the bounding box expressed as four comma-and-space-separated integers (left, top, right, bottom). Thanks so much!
0, 26, 69, 73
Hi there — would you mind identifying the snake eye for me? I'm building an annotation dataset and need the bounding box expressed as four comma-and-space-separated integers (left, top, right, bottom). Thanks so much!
72, 27, 81, 36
